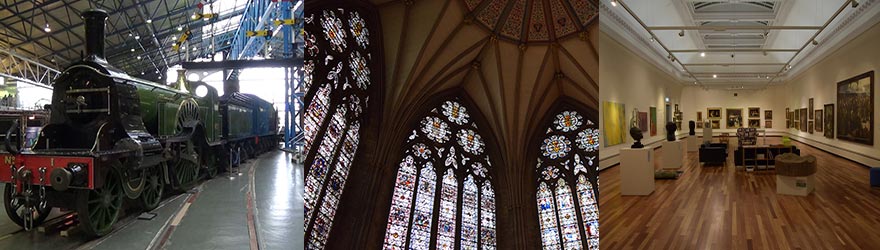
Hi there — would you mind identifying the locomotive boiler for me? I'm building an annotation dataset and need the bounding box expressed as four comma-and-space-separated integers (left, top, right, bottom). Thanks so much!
0, 9, 279, 237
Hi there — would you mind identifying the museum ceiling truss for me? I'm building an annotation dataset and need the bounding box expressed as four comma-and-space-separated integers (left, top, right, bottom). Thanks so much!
603, 0, 877, 89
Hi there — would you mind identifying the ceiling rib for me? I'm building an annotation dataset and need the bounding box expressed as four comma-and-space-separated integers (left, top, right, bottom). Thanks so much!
647, 25, 822, 30
669, 49, 798, 53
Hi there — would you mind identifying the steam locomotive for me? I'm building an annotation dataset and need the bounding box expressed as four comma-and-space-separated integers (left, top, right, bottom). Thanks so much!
0, 9, 279, 236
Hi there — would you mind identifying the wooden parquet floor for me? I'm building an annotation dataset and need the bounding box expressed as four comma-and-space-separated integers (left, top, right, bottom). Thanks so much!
599, 138, 880, 250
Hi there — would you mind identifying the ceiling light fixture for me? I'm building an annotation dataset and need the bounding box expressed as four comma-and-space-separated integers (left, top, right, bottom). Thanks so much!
44, 23, 51, 32
678, 30, 684, 37
130, 48, 135, 52
611, 0, 618, 7
135, 35, 140, 40
137, 56, 142, 60
852, 0, 859, 8
763, 51, 768, 56
145, 19, 152, 24
713, 74, 718, 78
700, 52, 706, 57
812, 39, 819, 45
177, 26, 183, 31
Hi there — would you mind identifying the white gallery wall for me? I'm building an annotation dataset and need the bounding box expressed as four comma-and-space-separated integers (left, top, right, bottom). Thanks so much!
780, 20, 880, 167
598, 31, 683, 170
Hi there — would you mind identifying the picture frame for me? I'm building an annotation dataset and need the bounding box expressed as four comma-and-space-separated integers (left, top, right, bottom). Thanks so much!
650, 107, 657, 136
836, 71, 874, 145
748, 107, 760, 118
800, 108, 808, 132
707, 107, 722, 120
815, 110, 823, 133
808, 121, 814, 134
726, 108, 743, 128
824, 104, 834, 139
786, 108, 790, 119
710, 120, 721, 129
697, 111, 703, 122
697, 122, 703, 129
809, 98, 814, 119
748, 119, 761, 128
765, 120, 772, 129
764, 110, 772, 120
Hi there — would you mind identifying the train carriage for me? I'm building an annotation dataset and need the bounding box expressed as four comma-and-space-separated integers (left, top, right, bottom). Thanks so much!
0, 9, 280, 237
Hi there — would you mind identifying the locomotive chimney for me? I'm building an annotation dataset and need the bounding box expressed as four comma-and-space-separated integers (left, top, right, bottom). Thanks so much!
82, 9, 109, 59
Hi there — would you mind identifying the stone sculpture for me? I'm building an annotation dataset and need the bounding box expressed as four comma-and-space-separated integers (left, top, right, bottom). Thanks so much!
630, 108, 644, 148
666, 122, 677, 141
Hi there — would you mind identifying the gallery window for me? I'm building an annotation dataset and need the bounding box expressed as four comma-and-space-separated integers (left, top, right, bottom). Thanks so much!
382, 98, 497, 250
535, 109, 600, 249
303, 6, 379, 250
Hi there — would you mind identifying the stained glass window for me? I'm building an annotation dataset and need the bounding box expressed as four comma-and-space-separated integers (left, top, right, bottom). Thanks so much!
304, 6, 377, 249
535, 109, 600, 249
382, 98, 497, 249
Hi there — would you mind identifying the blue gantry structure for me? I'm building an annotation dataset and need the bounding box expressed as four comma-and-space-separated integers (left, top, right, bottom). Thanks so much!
0, 0, 304, 149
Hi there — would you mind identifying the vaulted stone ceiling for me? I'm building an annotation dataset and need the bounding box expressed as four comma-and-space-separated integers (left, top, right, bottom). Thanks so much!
371, 0, 598, 162
365, 0, 598, 246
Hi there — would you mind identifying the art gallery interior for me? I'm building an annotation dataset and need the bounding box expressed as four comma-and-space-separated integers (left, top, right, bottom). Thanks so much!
599, 0, 880, 249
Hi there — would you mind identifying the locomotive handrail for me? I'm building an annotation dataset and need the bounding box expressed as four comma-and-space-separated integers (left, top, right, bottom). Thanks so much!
66, 108, 111, 114
4, 119, 20, 154
89, 122, 109, 153
66, 87, 110, 94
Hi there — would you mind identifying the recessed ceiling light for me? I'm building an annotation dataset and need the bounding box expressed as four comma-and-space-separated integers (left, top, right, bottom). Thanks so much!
611, 0, 618, 7
713, 74, 718, 78
135, 35, 140, 40
700, 52, 706, 57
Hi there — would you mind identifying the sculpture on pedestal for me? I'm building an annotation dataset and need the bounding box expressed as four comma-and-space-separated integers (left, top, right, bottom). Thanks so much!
666, 122, 677, 141
630, 108, 644, 148
689, 120, 696, 135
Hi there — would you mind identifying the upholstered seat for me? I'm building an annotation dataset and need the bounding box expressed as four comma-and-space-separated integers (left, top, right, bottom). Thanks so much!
699, 143, 728, 166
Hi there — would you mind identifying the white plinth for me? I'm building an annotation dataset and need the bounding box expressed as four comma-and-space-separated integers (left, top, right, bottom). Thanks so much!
686, 136, 699, 152
777, 175, 815, 196
620, 148, 654, 196
662, 140, 683, 169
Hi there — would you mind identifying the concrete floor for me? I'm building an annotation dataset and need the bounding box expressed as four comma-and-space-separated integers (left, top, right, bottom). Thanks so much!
0, 150, 303, 250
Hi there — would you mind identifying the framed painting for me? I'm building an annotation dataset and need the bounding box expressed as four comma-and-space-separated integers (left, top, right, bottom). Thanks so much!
815, 110, 823, 133
809, 98, 814, 119
748, 119, 760, 128
638, 111, 648, 133
710, 120, 721, 129
808, 121, 814, 134
786, 108, 790, 119
603, 101, 627, 147
650, 107, 657, 136
824, 104, 834, 138
697, 122, 703, 129
765, 110, 772, 120
800, 108, 808, 131
786, 120, 791, 129
697, 111, 703, 122
707, 107, 722, 120
765, 120, 772, 129
836, 71, 874, 145
726, 108, 743, 128
748, 107, 760, 118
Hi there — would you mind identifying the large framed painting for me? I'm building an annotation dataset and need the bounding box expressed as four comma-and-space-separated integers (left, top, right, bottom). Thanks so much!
748, 119, 760, 128
710, 120, 721, 129
603, 101, 626, 147
650, 107, 657, 136
824, 104, 834, 138
837, 71, 874, 145
800, 108, 808, 132
765, 110, 772, 120
638, 111, 648, 133
707, 107, 722, 120
815, 110, 824, 133
809, 98, 814, 119
748, 107, 760, 118
726, 108, 743, 128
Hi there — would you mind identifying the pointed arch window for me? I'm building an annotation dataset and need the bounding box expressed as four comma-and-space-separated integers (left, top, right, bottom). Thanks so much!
383, 98, 497, 250
535, 110, 600, 249
303, 7, 378, 250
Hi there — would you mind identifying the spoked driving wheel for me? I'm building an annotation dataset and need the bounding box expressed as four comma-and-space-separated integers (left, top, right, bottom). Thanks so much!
3, 183, 51, 229
170, 139, 200, 192
138, 165, 164, 211
76, 167, 124, 237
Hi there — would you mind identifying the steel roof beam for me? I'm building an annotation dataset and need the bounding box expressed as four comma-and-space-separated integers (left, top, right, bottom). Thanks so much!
648, 25, 822, 30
